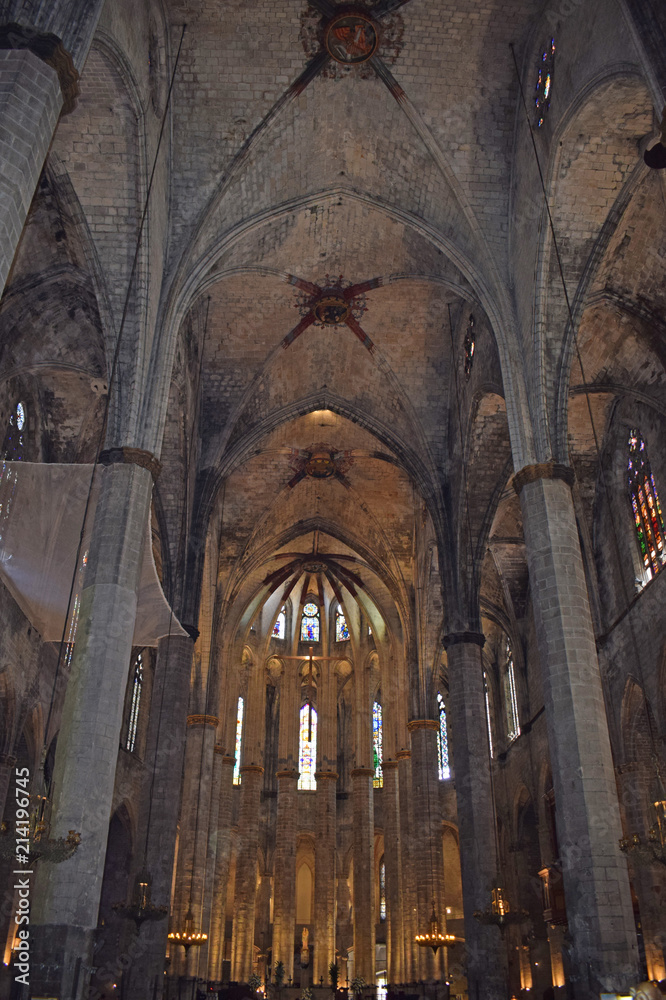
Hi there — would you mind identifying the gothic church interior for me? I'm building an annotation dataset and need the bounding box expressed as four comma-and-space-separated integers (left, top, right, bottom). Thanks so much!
0, 1, 665, 999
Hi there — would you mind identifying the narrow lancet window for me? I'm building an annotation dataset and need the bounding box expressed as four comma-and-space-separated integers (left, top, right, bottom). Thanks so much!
484, 671, 494, 760
379, 857, 387, 921
272, 607, 286, 639
437, 691, 450, 780
535, 38, 555, 127
125, 652, 143, 752
628, 429, 665, 578
233, 696, 244, 785
298, 703, 317, 790
373, 701, 383, 788
504, 638, 520, 742
336, 606, 349, 642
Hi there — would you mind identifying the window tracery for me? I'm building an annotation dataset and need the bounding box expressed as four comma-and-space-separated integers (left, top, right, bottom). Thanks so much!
298, 703, 317, 790
628, 429, 665, 578
301, 601, 320, 642
373, 700, 383, 788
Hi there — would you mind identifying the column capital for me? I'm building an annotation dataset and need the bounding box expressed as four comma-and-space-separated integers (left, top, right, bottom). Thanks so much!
407, 719, 438, 732
512, 461, 575, 496
382, 760, 398, 771
187, 714, 219, 727
350, 767, 375, 778
314, 770, 339, 780
0, 752, 17, 766
443, 630, 485, 649
221, 754, 236, 766
240, 764, 264, 776
395, 748, 411, 760
276, 768, 298, 779
0, 23, 79, 113
98, 446, 162, 482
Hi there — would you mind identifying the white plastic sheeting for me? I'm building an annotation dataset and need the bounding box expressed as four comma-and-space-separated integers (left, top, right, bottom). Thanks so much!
0, 461, 186, 645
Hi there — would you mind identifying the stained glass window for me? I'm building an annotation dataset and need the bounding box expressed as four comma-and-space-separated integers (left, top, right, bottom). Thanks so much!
373, 701, 383, 788
437, 691, 450, 780
535, 38, 555, 128
2, 401, 26, 461
628, 429, 665, 579
336, 606, 349, 642
379, 857, 386, 921
272, 607, 286, 639
504, 638, 520, 741
233, 696, 244, 785
125, 652, 143, 752
484, 671, 494, 760
301, 601, 320, 642
464, 314, 475, 381
298, 703, 317, 790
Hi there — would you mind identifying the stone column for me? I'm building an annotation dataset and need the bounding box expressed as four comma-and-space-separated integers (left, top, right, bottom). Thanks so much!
444, 632, 507, 1000
0, 753, 16, 823
208, 753, 236, 981
396, 748, 416, 984
232, 763, 264, 981
314, 657, 338, 983
272, 658, 300, 980
127, 630, 196, 1000
351, 766, 375, 983
0, 47, 63, 297
515, 464, 639, 996
408, 720, 446, 982
382, 759, 403, 985
31, 460, 153, 1000
171, 714, 218, 977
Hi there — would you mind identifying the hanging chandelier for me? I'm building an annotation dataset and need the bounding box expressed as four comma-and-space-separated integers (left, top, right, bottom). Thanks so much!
620, 799, 666, 868
168, 907, 208, 952
0, 791, 80, 865
113, 868, 169, 928
415, 900, 457, 953
474, 886, 528, 934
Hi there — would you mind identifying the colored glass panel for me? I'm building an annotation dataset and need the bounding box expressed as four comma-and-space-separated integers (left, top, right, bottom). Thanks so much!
126, 653, 143, 752
464, 315, 475, 380
301, 602, 320, 642
628, 429, 665, 577
336, 607, 349, 641
535, 38, 555, 128
272, 609, 285, 639
437, 691, 450, 780
233, 696, 244, 785
298, 704, 317, 790
373, 701, 383, 788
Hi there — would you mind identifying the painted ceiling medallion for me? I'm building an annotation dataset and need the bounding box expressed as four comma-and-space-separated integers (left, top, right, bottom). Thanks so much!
305, 450, 337, 478
313, 295, 350, 326
325, 13, 378, 65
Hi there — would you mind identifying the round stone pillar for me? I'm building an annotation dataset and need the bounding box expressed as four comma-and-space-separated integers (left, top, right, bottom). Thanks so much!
31, 461, 153, 1000
382, 759, 404, 985
314, 655, 338, 983
232, 763, 265, 981
128, 629, 197, 1000
444, 632, 508, 1000
408, 720, 446, 983
208, 753, 236, 981
351, 766, 375, 983
515, 463, 639, 997
396, 748, 417, 984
